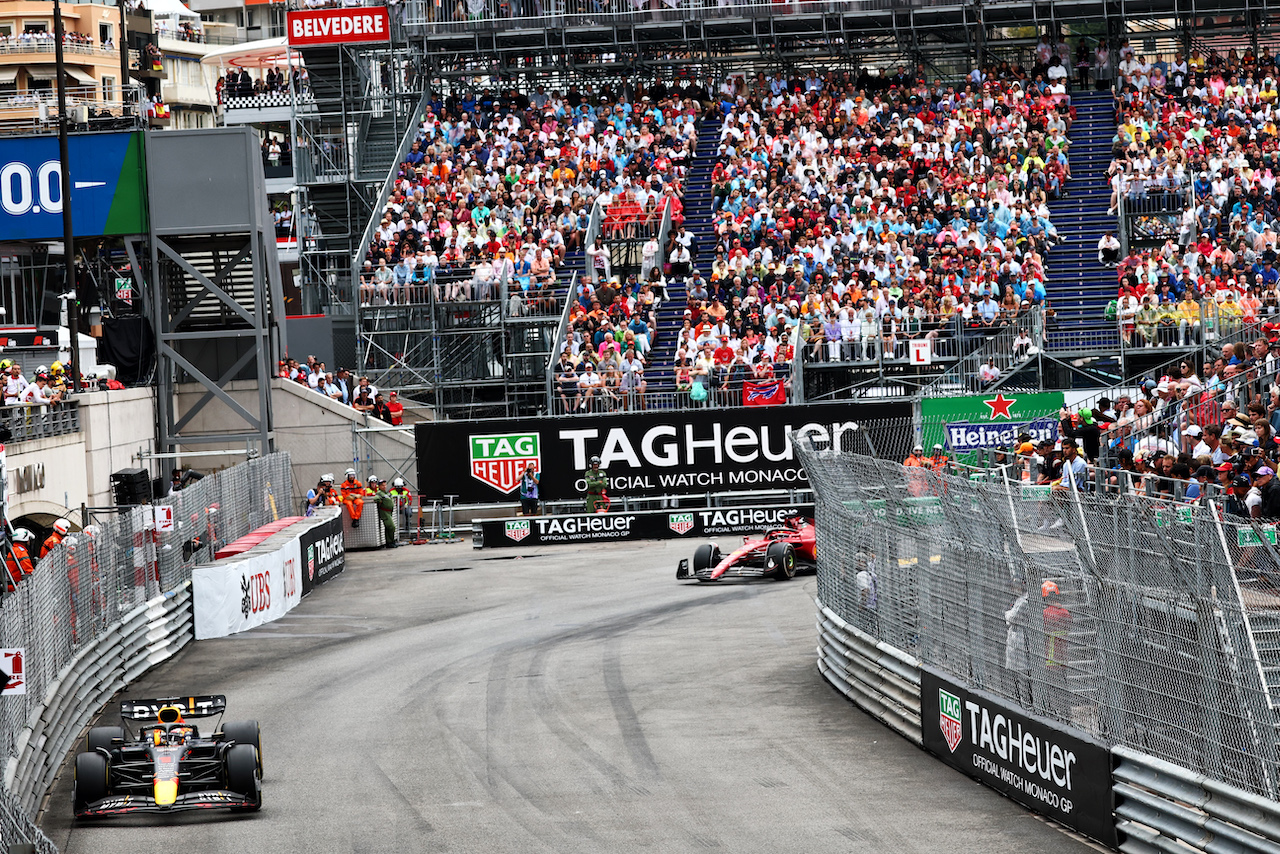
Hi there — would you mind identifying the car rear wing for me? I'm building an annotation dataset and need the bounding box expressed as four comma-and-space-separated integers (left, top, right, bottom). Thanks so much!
120, 695, 227, 721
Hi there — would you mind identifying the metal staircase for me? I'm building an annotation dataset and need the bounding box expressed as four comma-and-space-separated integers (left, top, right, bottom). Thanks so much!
294, 44, 415, 317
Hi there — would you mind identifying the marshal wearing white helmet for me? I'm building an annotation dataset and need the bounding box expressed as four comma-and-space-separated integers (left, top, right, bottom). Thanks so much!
41, 518, 73, 559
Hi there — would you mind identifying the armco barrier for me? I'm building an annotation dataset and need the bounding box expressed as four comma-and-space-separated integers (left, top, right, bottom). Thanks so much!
1113, 746, 1280, 854
4, 584, 192, 817
815, 600, 921, 745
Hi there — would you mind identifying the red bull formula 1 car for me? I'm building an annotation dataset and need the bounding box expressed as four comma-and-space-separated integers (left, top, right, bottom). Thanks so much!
677, 514, 817, 582
73, 694, 262, 818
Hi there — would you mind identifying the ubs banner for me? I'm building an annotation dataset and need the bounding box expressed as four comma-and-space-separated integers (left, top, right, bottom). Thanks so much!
416, 401, 910, 503
920, 668, 1117, 847
475, 504, 815, 548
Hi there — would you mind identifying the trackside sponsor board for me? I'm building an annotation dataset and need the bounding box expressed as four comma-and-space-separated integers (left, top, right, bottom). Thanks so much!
418, 402, 910, 503
299, 509, 345, 596
920, 668, 1116, 847
193, 539, 303, 639
287, 8, 390, 45
921, 392, 1065, 461
474, 505, 815, 548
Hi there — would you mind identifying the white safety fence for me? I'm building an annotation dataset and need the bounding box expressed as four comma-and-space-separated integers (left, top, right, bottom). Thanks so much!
802, 443, 1280, 852
0, 454, 292, 850
4, 585, 191, 814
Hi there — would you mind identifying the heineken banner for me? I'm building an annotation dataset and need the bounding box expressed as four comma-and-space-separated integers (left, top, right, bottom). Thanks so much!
474, 504, 815, 549
920, 668, 1117, 847
921, 392, 1065, 460
417, 401, 910, 503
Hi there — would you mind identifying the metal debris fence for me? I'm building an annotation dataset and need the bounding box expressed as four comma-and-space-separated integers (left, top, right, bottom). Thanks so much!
794, 440, 1280, 800
0, 453, 292, 847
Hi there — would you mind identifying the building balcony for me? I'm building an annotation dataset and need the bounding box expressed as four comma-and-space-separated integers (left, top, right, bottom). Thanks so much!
0, 402, 80, 445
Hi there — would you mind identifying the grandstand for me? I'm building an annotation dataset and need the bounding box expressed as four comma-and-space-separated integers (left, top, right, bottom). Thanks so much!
270, 0, 1280, 418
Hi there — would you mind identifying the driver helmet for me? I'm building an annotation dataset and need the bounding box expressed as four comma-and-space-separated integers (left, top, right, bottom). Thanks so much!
590, 455, 601, 466
1042, 580, 1060, 597
53, 519, 72, 535
11, 528, 34, 543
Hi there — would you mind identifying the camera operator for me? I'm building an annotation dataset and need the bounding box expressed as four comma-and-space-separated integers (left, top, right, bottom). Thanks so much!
305, 473, 337, 516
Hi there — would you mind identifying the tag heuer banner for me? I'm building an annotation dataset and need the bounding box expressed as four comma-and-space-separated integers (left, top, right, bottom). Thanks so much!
417, 401, 911, 503
474, 504, 815, 548
920, 668, 1117, 847
921, 392, 1065, 461
298, 508, 344, 596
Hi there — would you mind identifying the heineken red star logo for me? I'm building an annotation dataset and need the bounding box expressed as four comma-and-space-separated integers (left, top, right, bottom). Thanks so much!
983, 393, 1015, 420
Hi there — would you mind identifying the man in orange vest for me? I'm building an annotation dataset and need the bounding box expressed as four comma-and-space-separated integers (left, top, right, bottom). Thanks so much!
41, 518, 71, 559
5, 529, 35, 591
339, 469, 365, 527
904, 444, 926, 467
928, 443, 950, 473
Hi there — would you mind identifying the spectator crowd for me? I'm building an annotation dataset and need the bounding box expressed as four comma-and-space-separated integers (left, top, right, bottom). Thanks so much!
1106, 43, 1280, 343
359, 80, 701, 311
278, 356, 405, 425
985, 337, 1280, 528
679, 62, 1070, 374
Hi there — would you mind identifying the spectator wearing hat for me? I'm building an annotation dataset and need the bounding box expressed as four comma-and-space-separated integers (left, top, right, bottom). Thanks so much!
1061, 407, 1102, 462
904, 444, 926, 467
1256, 466, 1280, 519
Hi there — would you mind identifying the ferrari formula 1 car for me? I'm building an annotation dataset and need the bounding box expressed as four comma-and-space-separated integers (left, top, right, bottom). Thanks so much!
677, 515, 817, 582
73, 694, 262, 818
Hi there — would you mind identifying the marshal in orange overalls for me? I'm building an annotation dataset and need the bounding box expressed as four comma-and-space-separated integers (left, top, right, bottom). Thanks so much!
339, 474, 365, 526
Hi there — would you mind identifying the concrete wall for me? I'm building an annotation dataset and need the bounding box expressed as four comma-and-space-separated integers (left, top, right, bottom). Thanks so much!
4, 431, 87, 526
79, 387, 158, 508
4, 388, 157, 525
174, 379, 418, 509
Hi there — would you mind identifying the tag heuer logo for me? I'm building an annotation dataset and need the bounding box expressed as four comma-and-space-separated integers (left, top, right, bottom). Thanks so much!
668, 513, 694, 535
470, 433, 541, 494
505, 520, 531, 542
939, 688, 963, 753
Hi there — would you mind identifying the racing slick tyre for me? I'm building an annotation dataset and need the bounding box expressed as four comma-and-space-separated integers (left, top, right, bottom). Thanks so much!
224, 743, 262, 811
85, 726, 125, 756
221, 720, 263, 776
692, 544, 720, 581
73, 751, 109, 814
767, 542, 796, 580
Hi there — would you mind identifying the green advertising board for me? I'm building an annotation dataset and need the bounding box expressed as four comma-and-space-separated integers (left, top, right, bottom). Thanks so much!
921, 392, 1066, 462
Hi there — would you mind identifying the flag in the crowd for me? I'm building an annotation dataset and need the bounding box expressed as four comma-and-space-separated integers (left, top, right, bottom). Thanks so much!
743, 379, 785, 406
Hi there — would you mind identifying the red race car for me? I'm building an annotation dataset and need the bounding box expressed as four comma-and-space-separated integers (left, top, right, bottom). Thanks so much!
677, 515, 817, 582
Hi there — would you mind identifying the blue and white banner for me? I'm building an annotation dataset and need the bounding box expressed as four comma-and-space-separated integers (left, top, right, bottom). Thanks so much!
944, 416, 1059, 453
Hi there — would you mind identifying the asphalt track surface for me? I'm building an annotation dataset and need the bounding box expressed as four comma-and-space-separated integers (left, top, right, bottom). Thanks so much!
43, 539, 1096, 854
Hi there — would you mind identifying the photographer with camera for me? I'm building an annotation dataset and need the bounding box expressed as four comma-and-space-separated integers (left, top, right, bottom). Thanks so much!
305, 473, 338, 516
